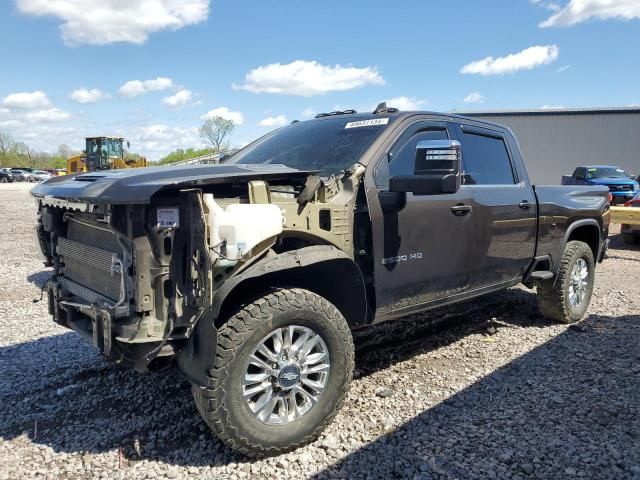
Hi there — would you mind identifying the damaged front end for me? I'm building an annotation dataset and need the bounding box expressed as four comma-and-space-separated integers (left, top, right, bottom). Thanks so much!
38, 189, 212, 372
32, 163, 368, 383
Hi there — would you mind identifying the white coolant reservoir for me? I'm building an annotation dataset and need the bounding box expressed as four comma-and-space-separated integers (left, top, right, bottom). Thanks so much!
202, 194, 283, 265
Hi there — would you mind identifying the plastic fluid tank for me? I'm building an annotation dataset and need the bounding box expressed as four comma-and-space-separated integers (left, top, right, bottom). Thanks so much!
203, 193, 283, 262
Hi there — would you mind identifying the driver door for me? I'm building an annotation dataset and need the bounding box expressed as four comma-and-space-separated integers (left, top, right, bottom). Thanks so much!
369, 120, 477, 319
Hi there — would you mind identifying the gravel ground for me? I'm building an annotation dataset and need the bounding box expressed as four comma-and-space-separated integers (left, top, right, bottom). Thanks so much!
1, 181, 639, 479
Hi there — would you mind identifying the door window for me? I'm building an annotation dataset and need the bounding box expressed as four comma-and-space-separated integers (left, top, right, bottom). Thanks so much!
459, 131, 515, 185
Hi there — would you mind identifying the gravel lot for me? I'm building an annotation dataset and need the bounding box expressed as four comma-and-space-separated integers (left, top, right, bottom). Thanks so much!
1, 181, 639, 479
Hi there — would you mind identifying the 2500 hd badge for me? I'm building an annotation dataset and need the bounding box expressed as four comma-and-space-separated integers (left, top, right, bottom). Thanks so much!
381, 252, 423, 264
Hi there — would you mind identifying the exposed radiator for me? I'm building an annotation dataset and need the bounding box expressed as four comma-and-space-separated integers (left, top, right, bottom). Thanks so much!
58, 218, 123, 302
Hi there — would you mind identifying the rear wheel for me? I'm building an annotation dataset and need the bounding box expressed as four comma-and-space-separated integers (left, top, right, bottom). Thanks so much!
537, 240, 595, 324
192, 288, 354, 457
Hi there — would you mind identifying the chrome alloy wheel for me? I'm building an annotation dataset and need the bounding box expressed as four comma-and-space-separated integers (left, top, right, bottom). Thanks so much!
242, 325, 330, 425
568, 258, 589, 307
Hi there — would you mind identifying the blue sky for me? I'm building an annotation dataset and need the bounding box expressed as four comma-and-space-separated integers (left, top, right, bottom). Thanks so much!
1, 0, 639, 160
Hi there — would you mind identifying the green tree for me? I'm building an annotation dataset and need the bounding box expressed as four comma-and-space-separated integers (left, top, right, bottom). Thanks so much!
199, 117, 235, 158
158, 147, 216, 165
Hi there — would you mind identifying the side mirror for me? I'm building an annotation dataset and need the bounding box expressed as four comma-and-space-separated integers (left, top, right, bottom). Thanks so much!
389, 140, 461, 195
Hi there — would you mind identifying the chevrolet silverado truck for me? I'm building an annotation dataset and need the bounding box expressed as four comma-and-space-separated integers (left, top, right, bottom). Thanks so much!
32, 105, 610, 456
562, 165, 639, 205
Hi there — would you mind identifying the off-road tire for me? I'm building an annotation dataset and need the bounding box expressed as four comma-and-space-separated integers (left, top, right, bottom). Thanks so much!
623, 233, 640, 245
537, 240, 595, 323
192, 288, 354, 457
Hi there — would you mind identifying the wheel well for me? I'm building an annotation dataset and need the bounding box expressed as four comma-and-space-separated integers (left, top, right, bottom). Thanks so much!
216, 259, 370, 329
567, 224, 600, 260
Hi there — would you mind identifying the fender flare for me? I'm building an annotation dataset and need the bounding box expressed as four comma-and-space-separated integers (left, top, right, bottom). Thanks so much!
560, 218, 601, 263
210, 245, 368, 325
177, 245, 368, 387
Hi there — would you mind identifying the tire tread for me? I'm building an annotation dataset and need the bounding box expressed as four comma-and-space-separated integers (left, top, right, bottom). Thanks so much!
192, 287, 354, 457
537, 240, 594, 323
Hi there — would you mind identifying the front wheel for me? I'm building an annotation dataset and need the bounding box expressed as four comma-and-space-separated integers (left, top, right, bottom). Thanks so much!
193, 288, 354, 457
537, 240, 595, 323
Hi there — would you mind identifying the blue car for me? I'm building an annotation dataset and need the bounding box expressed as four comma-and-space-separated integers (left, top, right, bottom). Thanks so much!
562, 165, 639, 205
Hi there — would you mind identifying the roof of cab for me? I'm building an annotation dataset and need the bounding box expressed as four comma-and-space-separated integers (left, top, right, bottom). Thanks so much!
302, 110, 511, 131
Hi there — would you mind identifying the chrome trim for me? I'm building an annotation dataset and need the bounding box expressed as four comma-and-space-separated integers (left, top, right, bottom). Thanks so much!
242, 325, 330, 425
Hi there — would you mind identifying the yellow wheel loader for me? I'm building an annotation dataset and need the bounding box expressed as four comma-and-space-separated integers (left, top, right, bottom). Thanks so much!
67, 137, 147, 173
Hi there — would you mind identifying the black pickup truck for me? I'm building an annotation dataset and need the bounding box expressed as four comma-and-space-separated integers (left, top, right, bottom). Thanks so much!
31, 106, 610, 456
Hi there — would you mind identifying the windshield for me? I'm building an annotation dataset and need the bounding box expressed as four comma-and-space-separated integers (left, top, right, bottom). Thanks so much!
104, 138, 123, 158
230, 116, 392, 175
587, 167, 631, 179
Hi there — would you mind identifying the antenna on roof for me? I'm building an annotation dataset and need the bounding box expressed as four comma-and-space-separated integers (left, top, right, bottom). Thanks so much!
373, 102, 399, 114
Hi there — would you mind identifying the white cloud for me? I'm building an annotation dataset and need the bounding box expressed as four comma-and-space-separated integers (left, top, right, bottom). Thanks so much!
25, 108, 72, 122
233, 60, 385, 97
0, 119, 24, 129
540, 105, 566, 110
385, 96, 427, 110
556, 65, 571, 72
2, 90, 52, 109
201, 106, 244, 125
258, 115, 288, 127
463, 92, 485, 104
15, 0, 210, 46
134, 124, 203, 155
530, 0, 561, 12
461, 45, 559, 75
118, 77, 174, 98
301, 107, 316, 118
162, 89, 193, 107
540, 0, 640, 27
69, 87, 109, 104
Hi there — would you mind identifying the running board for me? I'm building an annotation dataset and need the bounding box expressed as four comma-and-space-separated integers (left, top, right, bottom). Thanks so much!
529, 271, 554, 281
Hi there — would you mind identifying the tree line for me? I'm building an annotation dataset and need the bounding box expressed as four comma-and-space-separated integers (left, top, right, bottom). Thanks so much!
0, 115, 238, 169
0, 132, 77, 169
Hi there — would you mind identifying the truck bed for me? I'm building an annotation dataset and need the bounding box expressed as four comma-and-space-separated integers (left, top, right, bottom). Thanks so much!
533, 184, 610, 266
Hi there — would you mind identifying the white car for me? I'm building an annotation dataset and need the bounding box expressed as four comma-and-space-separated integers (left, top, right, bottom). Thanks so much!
28, 170, 53, 182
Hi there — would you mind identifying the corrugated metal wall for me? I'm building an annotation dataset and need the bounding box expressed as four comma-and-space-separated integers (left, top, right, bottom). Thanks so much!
460, 110, 640, 185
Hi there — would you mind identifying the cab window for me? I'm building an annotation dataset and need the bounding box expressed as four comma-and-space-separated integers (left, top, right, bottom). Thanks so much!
459, 131, 515, 185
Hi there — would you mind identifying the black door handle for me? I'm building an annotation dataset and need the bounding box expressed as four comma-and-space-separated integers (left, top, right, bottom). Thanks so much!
519, 200, 531, 209
451, 204, 472, 216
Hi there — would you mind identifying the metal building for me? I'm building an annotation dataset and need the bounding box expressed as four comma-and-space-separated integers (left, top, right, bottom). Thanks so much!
458, 107, 640, 184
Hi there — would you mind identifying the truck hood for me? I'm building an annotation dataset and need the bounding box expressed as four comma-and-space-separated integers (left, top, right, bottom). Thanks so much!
30, 164, 314, 205
587, 177, 636, 186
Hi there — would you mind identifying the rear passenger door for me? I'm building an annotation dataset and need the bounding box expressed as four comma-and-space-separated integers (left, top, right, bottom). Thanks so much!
452, 123, 537, 289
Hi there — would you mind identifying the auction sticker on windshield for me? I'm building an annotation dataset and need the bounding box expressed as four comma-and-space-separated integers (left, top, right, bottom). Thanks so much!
345, 118, 389, 129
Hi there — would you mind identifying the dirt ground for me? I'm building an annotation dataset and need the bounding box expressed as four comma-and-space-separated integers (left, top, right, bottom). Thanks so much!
1, 181, 638, 479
